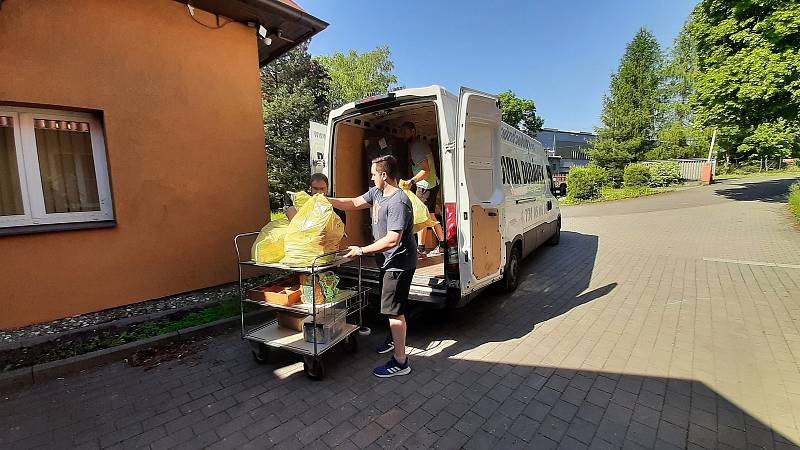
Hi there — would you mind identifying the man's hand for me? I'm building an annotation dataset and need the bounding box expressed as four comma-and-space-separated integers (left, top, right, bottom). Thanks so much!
344, 246, 363, 258
399, 179, 410, 190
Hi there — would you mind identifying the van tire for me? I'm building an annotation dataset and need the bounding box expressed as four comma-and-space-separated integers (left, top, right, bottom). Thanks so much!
502, 247, 521, 293
547, 218, 561, 246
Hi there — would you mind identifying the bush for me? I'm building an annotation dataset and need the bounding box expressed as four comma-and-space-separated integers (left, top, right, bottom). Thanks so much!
566, 166, 609, 200
606, 167, 624, 188
789, 182, 800, 223
649, 161, 682, 187
624, 164, 651, 188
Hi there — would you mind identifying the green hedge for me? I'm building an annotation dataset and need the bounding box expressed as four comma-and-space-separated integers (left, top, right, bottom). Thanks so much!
789, 182, 800, 223
624, 164, 651, 188
649, 161, 682, 187
566, 166, 609, 200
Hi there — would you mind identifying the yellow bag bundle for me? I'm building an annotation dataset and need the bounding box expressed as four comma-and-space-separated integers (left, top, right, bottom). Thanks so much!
251, 219, 289, 263
280, 194, 345, 267
291, 191, 311, 209
401, 187, 439, 233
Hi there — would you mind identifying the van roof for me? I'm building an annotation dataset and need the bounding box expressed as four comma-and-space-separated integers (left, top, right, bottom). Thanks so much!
328, 85, 452, 120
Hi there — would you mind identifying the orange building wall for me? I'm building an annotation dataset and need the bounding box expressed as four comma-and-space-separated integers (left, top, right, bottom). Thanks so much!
0, 0, 268, 328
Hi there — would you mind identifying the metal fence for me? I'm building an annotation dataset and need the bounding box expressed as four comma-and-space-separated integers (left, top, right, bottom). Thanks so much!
641, 158, 716, 181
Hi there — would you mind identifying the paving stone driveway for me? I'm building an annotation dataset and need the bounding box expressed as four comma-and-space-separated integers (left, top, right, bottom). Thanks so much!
2, 176, 800, 450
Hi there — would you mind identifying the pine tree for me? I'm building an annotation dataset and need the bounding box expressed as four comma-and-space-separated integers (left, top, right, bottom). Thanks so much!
589, 28, 662, 181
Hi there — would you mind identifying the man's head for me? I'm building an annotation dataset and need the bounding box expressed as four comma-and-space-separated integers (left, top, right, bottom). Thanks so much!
370, 155, 399, 191
310, 173, 329, 195
399, 121, 416, 142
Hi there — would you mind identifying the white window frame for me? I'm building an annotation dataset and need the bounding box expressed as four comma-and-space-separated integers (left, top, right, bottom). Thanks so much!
0, 107, 114, 229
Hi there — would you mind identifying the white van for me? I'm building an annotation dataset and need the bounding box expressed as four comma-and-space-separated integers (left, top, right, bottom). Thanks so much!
310, 85, 561, 308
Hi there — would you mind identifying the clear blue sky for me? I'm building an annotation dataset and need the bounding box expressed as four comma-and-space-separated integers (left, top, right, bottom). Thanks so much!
299, 0, 698, 132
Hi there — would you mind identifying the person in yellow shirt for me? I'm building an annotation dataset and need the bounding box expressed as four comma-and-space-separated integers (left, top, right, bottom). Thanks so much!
399, 122, 444, 257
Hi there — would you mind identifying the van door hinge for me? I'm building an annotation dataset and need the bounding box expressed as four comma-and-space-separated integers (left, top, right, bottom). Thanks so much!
445, 141, 456, 153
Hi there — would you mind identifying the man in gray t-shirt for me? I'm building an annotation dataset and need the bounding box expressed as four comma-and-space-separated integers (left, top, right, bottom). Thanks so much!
329, 155, 416, 378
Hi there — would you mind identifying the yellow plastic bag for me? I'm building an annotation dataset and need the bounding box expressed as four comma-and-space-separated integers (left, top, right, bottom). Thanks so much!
251, 219, 289, 263
291, 191, 311, 209
401, 187, 439, 233
280, 194, 345, 267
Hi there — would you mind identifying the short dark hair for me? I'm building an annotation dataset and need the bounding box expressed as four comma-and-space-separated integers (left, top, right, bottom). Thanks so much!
371, 155, 399, 181
400, 121, 415, 131
309, 173, 329, 186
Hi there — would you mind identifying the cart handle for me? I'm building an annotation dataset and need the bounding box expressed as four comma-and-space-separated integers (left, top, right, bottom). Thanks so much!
234, 231, 261, 264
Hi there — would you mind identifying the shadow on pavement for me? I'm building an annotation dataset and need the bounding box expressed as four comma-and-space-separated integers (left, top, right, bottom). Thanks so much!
2, 230, 796, 449
714, 177, 800, 203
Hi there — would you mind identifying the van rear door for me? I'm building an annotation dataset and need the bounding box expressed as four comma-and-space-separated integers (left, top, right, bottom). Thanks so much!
455, 88, 504, 294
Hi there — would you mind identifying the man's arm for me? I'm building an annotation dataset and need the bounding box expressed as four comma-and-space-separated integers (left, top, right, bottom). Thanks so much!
410, 158, 430, 183
328, 196, 370, 211
345, 231, 401, 257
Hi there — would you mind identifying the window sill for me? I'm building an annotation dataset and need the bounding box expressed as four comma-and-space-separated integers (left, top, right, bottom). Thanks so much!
0, 220, 116, 237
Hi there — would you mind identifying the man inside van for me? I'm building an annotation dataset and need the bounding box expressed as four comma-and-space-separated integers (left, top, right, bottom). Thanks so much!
398, 121, 444, 257
328, 155, 415, 378
285, 173, 345, 224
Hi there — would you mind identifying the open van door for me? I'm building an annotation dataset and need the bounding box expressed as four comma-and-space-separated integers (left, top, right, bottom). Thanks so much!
309, 121, 330, 180
456, 88, 504, 294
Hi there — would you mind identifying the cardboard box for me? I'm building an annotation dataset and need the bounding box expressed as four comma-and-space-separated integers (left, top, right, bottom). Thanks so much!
248, 284, 302, 305
277, 311, 306, 332
303, 315, 344, 344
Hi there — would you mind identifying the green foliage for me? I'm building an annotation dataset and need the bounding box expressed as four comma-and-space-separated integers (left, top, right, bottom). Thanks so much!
315, 46, 399, 108
262, 42, 331, 210
590, 28, 663, 171
566, 166, 609, 201
498, 90, 544, 136
561, 185, 675, 205
624, 164, 651, 188
789, 182, 800, 223
688, 0, 800, 162
648, 161, 682, 187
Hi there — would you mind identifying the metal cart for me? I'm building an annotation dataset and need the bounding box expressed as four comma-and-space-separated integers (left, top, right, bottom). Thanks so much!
234, 233, 368, 380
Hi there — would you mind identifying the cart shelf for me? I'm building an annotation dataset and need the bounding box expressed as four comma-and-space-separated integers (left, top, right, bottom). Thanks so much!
239, 257, 354, 273
246, 321, 359, 356
242, 288, 367, 315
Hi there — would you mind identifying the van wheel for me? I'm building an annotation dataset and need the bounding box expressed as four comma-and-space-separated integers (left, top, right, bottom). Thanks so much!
547, 219, 561, 246
502, 247, 521, 293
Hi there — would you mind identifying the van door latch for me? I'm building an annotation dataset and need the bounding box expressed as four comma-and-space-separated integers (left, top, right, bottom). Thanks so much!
445, 141, 456, 153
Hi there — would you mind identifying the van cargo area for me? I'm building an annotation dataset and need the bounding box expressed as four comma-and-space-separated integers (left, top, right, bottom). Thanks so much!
330, 100, 448, 304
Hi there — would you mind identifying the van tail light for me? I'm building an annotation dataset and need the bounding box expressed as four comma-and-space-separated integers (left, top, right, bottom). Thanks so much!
445, 202, 459, 273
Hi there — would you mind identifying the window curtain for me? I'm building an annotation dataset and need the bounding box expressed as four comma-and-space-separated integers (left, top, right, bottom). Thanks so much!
0, 116, 24, 216
33, 119, 100, 213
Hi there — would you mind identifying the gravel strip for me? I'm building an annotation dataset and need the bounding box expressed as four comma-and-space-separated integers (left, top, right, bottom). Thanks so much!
0, 283, 241, 344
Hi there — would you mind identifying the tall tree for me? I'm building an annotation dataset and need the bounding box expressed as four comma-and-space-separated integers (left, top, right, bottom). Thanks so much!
688, 0, 800, 163
261, 42, 331, 209
589, 28, 663, 173
498, 90, 544, 136
315, 46, 399, 108
649, 23, 710, 160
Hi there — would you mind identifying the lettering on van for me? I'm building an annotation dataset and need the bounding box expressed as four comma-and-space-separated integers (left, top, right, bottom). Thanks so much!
501, 155, 545, 186
500, 123, 538, 151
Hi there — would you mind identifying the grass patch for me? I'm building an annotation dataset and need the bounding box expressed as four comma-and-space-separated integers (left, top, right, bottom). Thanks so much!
715, 168, 800, 180
562, 186, 676, 205
789, 182, 800, 223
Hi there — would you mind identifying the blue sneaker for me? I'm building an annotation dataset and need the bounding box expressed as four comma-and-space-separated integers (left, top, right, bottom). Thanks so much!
373, 357, 411, 378
376, 337, 394, 354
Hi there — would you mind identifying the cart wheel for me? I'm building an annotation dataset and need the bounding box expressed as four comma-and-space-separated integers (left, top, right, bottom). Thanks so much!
251, 343, 270, 364
303, 356, 325, 380
342, 333, 359, 354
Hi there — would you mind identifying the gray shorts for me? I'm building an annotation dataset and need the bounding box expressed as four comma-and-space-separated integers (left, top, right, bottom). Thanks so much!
380, 269, 415, 316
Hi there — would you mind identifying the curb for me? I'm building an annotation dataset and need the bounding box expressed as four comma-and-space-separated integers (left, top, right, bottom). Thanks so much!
0, 310, 271, 393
